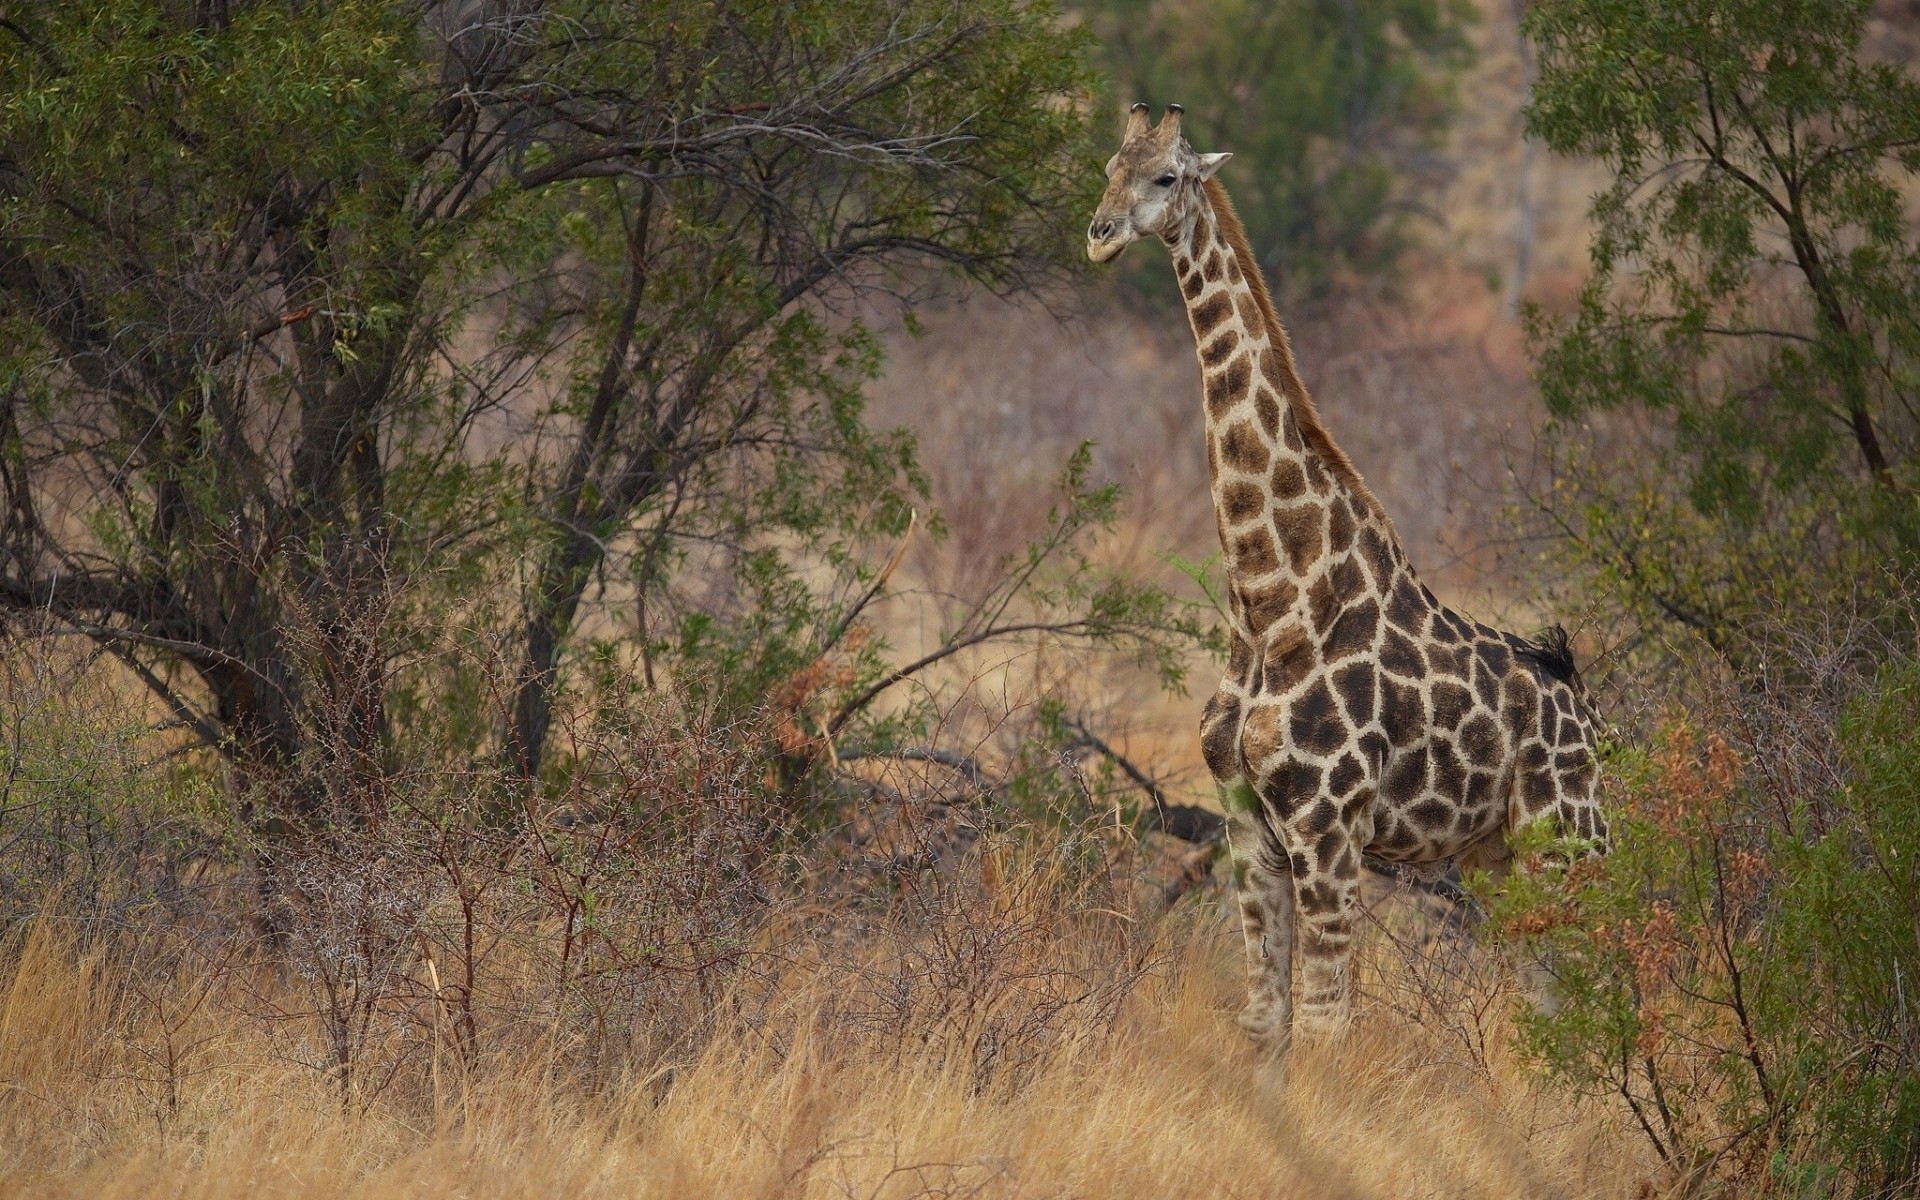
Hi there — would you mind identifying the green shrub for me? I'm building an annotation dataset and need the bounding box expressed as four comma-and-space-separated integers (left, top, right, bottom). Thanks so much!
1492, 662, 1920, 1197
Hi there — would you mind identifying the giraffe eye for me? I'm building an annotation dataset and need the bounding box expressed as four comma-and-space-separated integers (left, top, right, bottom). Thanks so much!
1155, 173, 1177, 187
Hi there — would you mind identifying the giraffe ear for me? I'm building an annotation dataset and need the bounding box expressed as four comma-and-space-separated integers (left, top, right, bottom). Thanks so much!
1196, 152, 1232, 181
1104, 152, 1121, 179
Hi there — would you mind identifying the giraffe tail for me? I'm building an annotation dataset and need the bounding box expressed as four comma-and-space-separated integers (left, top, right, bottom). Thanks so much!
1516, 624, 1578, 685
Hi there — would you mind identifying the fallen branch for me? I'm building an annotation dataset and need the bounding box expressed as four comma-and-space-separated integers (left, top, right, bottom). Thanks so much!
1062, 717, 1225, 845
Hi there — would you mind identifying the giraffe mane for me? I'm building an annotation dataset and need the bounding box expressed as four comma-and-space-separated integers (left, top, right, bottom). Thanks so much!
1201, 178, 1385, 521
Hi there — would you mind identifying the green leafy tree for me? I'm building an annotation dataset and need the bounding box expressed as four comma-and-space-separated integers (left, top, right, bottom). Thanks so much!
0, 1, 1103, 813
1082, 0, 1472, 298
1522, 0, 1920, 651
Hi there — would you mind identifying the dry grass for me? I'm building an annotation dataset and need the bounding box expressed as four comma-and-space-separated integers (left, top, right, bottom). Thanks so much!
1, 864, 1644, 1200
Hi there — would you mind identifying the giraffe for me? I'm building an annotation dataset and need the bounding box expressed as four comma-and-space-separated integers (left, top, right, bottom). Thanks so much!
1086, 103, 1608, 1051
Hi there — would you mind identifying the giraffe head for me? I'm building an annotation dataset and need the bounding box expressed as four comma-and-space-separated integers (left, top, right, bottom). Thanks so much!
1087, 103, 1231, 263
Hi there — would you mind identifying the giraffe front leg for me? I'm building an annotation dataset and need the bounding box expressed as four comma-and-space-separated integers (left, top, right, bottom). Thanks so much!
1288, 813, 1363, 1039
1221, 778, 1293, 1052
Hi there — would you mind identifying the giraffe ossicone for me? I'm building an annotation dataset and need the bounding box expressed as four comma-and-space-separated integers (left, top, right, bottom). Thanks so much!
1087, 103, 1608, 1053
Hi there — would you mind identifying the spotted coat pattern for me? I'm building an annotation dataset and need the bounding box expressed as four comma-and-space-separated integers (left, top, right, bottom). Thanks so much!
1088, 108, 1609, 1050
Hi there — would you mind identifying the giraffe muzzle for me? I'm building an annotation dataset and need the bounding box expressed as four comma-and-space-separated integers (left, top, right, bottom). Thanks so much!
1086, 216, 1130, 262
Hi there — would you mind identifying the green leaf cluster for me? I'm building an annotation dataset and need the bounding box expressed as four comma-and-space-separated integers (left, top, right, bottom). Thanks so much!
1522, 0, 1920, 647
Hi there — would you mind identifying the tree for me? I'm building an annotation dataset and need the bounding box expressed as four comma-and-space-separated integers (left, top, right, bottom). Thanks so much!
1080, 0, 1472, 298
1521, 0, 1920, 651
0, 1, 1099, 810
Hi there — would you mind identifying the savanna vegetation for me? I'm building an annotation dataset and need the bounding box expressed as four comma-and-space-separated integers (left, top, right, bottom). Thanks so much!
2, 1, 1918, 1197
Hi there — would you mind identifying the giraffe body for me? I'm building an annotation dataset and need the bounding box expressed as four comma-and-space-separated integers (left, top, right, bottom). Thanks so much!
1088, 104, 1607, 1050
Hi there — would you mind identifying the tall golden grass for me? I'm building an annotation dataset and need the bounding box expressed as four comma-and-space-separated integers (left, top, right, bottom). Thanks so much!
2, 855, 1644, 1200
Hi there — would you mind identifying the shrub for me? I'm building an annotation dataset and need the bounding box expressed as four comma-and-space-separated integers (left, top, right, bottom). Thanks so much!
1493, 660, 1920, 1197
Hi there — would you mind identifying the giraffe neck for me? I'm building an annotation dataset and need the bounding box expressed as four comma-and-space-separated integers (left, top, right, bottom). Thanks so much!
1165, 180, 1412, 642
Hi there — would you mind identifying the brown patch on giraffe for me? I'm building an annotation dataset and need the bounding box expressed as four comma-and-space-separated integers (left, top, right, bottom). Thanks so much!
1379, 675, 1425, 745
1358, 729, 1390, 771
1358, 526, 1395, 589
1226, 256, 1242, 284
1191, 292, 1232, 336
1406, 798, 1451, 835
1327, 752, 1365, 797
1220, 421, 1269, 474
1459, 712, 1501, 768
1282, 414, 1304, 453
1289, 678, 1346, 757
1200, 690, 1242, 779
1323, 598, 1379, 662
1431, 642, 1473, 680
1254, 387, 1280, 438
1502, 671, 1540, 740
1382, 746, 1431, 806
1385, 576, 1428, 634
1518, 739, 1550, 771
1241, 578, 1298, 634
1470, 655, 1500, 708
1431, 738, 1468, 798
1181, 269, 1204, 300
1379, 626, 1427, 679
1464, 770, 1496, 810
1263, 760, 1321, 820
1200, 328, 1240, 368
1236, 291, 1262, 330
1306, 571, 1339, 635
1220, 480, 1265, 525
1328, 552, 1362, 598
1300, 797, 1339, 835
1520, 765, 1556, 814
1303, 454, 1329, 495
1259, 346, 1284, 383
1227, 635, 1255, 685
1233, 528, 1280, 576
1327, 499, 1356, 554
1271, 459, 1306, 500
1476, 639, 1513, 679
1211, 354, 1253, 416
1274, 504, 1323, 576
1204, 251, 1225, 282
1538, 693, 1563, 745
1431, 680, 1474, 730
1190, 215, 1213, 253
1332, 661, 1376, 725
1261, 623, 1315, 695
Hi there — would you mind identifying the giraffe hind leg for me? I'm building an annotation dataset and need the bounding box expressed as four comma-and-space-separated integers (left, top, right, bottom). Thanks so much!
1222, 778, 1293, 1052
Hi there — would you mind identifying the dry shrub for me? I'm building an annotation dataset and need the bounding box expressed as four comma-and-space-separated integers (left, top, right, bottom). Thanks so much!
1, 878, 1640, 1200
0, 628, 1643, 1197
